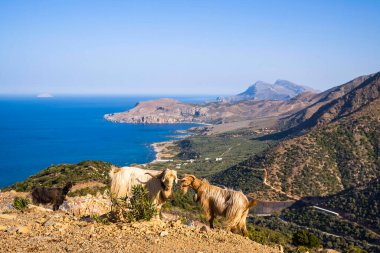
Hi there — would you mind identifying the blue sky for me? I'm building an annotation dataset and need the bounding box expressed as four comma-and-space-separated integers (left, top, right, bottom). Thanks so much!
0, 0, 379, 95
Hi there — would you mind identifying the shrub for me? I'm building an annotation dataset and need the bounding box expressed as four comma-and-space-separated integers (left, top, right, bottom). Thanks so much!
13, 197, 30, 212
293, 229, 321, 248
165, 189, 200, 211
113, 185, 157, 222
345, 245, 368, 253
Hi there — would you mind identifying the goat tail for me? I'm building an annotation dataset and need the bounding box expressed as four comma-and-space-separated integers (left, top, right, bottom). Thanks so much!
246, 199, 257, 210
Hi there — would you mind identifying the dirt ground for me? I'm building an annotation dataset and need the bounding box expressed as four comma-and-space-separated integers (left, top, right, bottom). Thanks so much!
0, 191, 281, 253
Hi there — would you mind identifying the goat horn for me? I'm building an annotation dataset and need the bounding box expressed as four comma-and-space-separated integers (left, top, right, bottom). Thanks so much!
137, 178, 148, 184
145, 172, 162, 179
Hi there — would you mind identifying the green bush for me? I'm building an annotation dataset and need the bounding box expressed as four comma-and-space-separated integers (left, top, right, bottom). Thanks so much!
345, 245, 368, 253
293, 229, 321, 249
114, 185, 157, 222
165, 189, 199, 211
247, 225, 291, 246
13, 197, 30, 212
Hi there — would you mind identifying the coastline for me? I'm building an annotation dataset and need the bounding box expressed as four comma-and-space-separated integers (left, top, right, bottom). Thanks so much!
148, 126, 202, 163
150, 141, 177, 162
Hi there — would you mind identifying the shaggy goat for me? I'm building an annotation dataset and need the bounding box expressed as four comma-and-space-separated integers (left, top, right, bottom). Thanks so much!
180, 174, 256, 236
109, 166, 178, 215
32, 182, 74, 211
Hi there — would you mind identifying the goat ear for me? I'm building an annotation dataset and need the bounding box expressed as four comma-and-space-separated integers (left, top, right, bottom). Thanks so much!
160, 170, 168, 183
187, 174, 196, 181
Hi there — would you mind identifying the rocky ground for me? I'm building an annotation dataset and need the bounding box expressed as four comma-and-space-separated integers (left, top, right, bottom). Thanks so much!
0, 191, 281, 253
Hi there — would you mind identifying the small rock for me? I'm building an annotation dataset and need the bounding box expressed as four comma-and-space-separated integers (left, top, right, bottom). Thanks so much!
159, 230, 168, 237
0, 214, 16, 220
17, 226, 30, 234
6, 226, 18, 234
199, 225, 210, 233
43, 219, 55, 227
186, 219, 194, 227
0, 225, 7, 231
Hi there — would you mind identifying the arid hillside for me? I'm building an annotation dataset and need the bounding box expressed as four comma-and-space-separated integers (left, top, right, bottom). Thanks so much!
104, 94, 316, 125
279, 73, 376, 130
213, 74, 380, 200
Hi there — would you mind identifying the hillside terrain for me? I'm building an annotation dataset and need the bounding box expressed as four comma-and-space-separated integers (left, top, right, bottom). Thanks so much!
218, 80, 317, 102
213, 72, 380, 199
307, 177, 380, 233
3, 161, 112, 194
279, 74, 374, 130
104, 87, 318, 125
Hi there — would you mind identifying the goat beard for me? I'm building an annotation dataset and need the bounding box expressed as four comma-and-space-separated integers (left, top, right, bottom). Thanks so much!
160, 187, 173, 200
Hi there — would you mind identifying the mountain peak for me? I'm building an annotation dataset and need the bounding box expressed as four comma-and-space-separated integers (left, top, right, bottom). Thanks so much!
222, 79, 317, 102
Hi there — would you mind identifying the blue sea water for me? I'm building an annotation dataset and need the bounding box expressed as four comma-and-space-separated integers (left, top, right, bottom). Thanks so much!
0, 95, 212, 188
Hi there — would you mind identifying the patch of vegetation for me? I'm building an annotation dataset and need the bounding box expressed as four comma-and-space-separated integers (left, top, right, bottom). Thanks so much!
292, 229, 321, 249
223, 99, 380, 198
319, 177, 380, 232
210, 165, 269, 194
164, 188, 200, 212
248, 225, 292, 247
3, 161, 113, 192
114, 185, 157, 222
68, 186, 108, 197
13, 197, 30, 212
177, 139, 200, 159
248, 215, 376, 253
282, 207, 380, 245
148, 129, 276, 181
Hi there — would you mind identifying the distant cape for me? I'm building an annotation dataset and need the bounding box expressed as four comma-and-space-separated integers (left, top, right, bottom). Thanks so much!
37, 93, 54, 98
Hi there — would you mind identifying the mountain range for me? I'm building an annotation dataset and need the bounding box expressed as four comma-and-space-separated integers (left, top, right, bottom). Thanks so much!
217, 80, 318, 102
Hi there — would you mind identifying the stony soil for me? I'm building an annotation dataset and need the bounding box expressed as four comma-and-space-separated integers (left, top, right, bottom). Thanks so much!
0, 192, 281, 253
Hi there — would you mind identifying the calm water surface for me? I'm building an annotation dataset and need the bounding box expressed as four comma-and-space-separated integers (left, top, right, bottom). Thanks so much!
0, 95, 212, 187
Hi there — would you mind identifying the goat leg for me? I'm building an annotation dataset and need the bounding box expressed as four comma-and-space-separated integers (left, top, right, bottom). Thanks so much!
209, 213, 215, 229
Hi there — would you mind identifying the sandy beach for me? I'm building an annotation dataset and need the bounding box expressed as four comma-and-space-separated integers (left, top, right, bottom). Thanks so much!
151, 141, 177, 162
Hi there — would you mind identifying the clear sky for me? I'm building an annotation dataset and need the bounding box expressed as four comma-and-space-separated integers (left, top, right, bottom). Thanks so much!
0, 0, 379, 95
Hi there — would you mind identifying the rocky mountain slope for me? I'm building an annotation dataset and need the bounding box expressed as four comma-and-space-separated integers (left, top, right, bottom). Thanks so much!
105, 95, 315, 125
213, 72, 380, 199
218, 80, 317, 102
279, 73, 374, 130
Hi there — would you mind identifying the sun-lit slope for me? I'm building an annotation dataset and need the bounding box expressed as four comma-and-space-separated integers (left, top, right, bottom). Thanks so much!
213, 73, 380, 199
105, 96, 315, 125
279, 73, 375, 130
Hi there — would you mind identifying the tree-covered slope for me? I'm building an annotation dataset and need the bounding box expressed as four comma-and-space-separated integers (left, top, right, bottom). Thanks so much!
213, 74, 380, 199
318, 177, 380, 232
3, 160, 113, 192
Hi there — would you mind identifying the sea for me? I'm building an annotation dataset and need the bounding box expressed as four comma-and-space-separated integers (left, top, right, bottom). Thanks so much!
0, 95, 213, 188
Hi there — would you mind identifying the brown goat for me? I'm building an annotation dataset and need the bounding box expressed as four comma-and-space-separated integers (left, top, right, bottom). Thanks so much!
32, 182, 74, 211
180, 174, 256, 236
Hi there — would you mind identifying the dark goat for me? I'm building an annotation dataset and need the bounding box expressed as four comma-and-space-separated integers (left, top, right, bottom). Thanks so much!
32, 182, 74, 211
